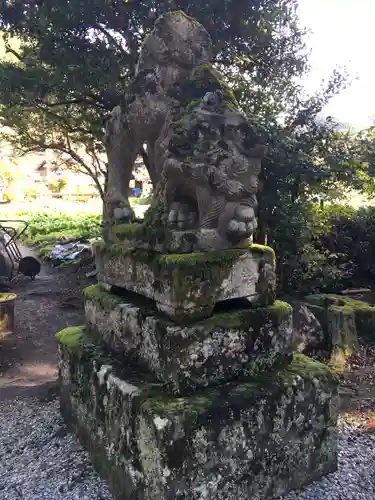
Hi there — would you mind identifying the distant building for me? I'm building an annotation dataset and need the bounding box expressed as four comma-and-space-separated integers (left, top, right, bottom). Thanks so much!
130, 157, 152, 196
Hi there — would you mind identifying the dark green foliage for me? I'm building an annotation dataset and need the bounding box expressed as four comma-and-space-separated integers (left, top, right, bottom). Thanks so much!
276, 204, 356, 295
317, 205, 375, 287
279, 204, 375, 295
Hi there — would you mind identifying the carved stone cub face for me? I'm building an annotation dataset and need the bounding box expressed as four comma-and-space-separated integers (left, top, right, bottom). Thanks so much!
165, 92, 265, 202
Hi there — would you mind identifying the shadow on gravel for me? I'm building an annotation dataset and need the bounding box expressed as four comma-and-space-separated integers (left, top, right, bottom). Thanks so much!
0, 380, 60, 402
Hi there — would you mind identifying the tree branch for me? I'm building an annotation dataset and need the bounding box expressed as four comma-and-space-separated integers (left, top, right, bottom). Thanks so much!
32, 103, 93, 136
14, 135, 105, 199
5, 46, 23, 61
36, 97, 107, 110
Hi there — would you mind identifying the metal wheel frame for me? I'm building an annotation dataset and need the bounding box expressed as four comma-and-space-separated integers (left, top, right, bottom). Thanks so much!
0, 220, 29, 281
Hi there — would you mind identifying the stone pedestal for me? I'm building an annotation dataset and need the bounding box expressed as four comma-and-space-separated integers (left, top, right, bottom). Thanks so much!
58, 243, 338, 500
58, 327, 338, 500
94, 241, 276, 322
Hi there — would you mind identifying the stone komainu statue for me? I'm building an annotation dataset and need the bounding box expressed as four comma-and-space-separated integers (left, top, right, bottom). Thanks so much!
104, 11, 266, 247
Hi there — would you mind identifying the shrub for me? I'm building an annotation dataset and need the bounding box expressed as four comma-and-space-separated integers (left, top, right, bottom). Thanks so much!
22, 211, 102, 252
130, 193, 153, 206
278, 203, 375, 296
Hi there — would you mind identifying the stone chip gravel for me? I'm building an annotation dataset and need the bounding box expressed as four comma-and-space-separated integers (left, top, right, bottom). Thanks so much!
0, 398, 112, 500
0, 397, 374, 500
281, 420, 375, 500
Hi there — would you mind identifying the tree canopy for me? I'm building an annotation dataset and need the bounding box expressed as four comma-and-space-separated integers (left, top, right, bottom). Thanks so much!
0, 0, 372, 217
0, 0, 307, 167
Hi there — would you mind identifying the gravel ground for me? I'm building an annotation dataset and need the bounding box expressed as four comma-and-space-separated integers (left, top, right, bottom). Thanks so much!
282, 420, 375, 500
0, 397, 374, 500
0, 398, 112, 500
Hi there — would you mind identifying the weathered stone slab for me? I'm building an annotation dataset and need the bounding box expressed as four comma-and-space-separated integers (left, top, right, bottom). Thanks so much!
57, 327, 339, 500
109, 223, 252, 253
93, 242, 276, 321
83, 285, 293, 394
291, 301, 325, 354
306, 293, 375, 340
305, 294, 361, 369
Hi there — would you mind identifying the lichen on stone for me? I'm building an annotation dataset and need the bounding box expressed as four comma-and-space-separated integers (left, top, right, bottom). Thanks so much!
141, 354, 338, 424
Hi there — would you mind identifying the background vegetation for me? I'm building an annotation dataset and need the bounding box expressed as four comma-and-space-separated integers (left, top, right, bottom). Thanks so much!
1, 0, 375, 297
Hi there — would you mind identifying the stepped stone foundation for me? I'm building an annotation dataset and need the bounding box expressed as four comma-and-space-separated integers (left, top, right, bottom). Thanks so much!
57, 271, 339, 500
58, 327, 338, 500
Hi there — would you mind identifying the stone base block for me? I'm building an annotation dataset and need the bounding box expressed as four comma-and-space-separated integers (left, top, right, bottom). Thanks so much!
93, 241, 276, 321
83, 285, 293, 394
305, 294, 362, 369
57, 327, 339, 500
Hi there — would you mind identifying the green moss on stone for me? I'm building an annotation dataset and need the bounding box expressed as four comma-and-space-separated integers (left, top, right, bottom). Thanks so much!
0, 293, 16, 303
142, 353, 338, 424
191, 63, 238, 109
168, 10, 186, 17
306, 293, 375, 312
112, 223, 169, 246
202, 300, 292, 332
267, 300, 293, 317
56, 325, 87, 351
113, 223, 140, 236
60, 325, 337, 430
287, 353, 338, 382
97, 243, 248, 278
95, 242, 276, 317
158, 248, 246, 269
156, 249, 251, 312
306, 293, 375, 339
83, 285, 124, 310
250, 244, 276, 266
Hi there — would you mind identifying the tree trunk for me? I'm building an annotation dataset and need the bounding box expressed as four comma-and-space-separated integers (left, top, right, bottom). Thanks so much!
0, 293, 16, 334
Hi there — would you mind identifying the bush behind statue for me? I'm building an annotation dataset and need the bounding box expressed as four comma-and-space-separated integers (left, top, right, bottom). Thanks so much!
278, 203, 375, 295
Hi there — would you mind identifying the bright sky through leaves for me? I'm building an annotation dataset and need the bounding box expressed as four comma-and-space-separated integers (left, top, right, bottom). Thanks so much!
300, 0, 375, 129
